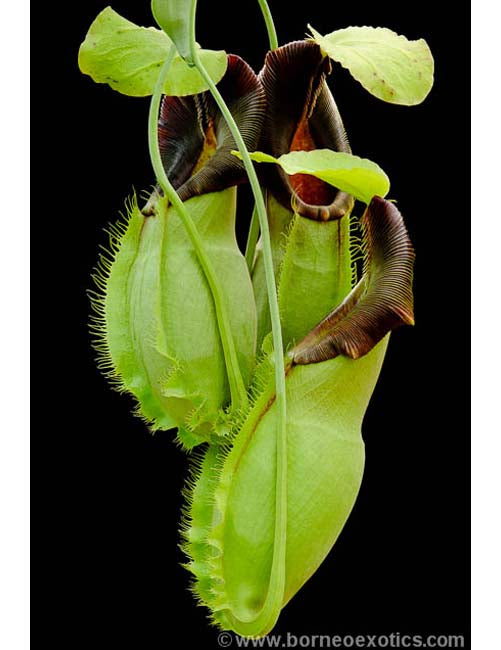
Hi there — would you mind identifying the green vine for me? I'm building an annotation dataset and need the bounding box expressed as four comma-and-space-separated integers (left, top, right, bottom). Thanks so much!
188, 0, 288, 635
257, 0, 279, 49
244, 0, 279, 272
147, 43, 248, 412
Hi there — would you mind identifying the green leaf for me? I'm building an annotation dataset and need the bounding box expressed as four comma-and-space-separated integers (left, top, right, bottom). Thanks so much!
237, 149, 389, 204
309, 25, 434, 106
168, 48, 228, 96
78, 7, 227, 97
151, 0, 192, 60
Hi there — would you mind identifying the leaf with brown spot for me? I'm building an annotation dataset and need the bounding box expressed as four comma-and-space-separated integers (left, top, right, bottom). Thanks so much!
309, 25, 434, 106
78, 7, 228, 97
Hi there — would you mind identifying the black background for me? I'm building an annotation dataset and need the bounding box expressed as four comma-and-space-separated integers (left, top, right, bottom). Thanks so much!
36, 1, 469, 647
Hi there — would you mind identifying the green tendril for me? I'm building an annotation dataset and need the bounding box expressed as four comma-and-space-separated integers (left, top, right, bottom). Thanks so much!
189, 0, 287, 637
244, 0, 279, 273
244, 202, 261, 271
147, 44, 248, 412
257, 0, 279, 50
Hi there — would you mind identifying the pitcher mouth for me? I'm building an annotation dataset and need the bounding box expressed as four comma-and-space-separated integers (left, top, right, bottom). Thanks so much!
289, 183, 354, 222
143, 53, 265, 215
291, 195, 415, 364
259, 40, 354, 221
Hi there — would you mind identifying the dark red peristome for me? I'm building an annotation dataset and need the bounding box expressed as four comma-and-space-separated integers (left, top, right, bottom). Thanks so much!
259, 40, 354, 221
158, 54, 265, 202
291, 196, 415, 363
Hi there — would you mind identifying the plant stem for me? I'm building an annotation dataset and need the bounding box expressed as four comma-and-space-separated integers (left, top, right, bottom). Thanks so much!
244, 204, 261, 273
244, 202, 261, 271
243, 0, 279, 272
189, 1, 287, 636
147, 45, 248, 411
257, 0, 279, 49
